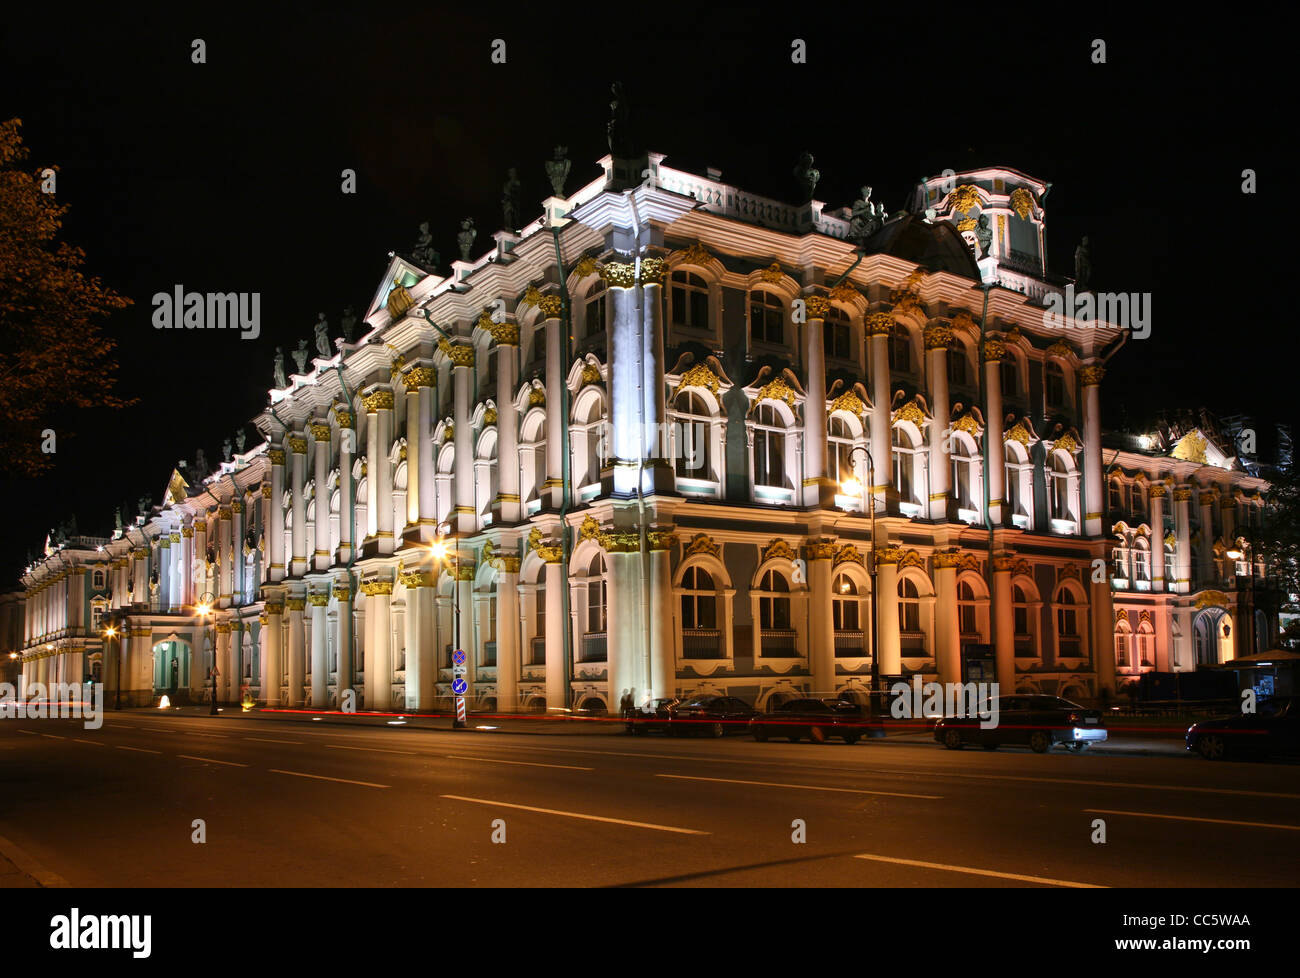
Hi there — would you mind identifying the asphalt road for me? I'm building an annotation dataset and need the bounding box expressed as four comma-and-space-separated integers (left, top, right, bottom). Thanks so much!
1, 712, 1297, 887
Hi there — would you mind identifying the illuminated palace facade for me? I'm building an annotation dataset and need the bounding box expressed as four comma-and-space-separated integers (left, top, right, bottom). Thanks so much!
17, 154, 1273, 710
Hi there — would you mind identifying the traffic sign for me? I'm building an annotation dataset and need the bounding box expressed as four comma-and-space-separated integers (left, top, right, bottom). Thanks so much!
452, 677, 468, 695
452, 649, 467, 666
452, 664, 467, 677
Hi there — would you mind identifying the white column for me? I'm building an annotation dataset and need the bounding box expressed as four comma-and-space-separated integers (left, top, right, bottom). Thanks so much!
290, 435, 309, 576
496, 559, 520, 711
1082, 366, 1105, 537
803, 296, 829, 507
261, 602, 283, 705
984, 339, 1005, 525
336, 409, 354, 563
366, 389, 396, 554
231, 502, 245, 604
649, 536, 674, 700
310, 592, 329, 707
451, 354, 476, 534
286, 597, 306, 707
269, 448, 286, 582
403, 376, 422, 532
366, 581, 393, 710
335, 583, 354, 705
311, 422, 332, 571
867, 313, 893, 514
1174, 488, 1193, 593
544, 557, 565, 710
1150, 486, 1167, 590
925, 325, 950, 520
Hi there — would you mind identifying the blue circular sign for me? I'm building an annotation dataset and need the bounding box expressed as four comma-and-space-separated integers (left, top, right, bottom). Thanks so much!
452, 649, 467, 666
452, 677, 468, 695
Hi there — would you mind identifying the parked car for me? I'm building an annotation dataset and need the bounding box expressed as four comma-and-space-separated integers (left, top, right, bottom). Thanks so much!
934, 694, 1107, 753
749, 698, 883, 744
666, 695, 756, 737
625, 697, 679, 735
1186, 696, 1300, 760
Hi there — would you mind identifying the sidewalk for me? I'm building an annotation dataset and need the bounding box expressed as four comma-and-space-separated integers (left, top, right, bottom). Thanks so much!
0, 833, 67, 889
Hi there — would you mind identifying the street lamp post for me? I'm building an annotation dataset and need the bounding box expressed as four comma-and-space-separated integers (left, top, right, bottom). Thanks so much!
1227, 533, 1258, 658
103, 624, 120, 710
431, 523, 465, 729
843, 446, 880, 715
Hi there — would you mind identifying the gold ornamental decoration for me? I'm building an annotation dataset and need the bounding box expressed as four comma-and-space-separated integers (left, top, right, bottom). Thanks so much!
288, 437, 309, 455
1046, 339, 1073, 359
832, 544, 864, 568
1053, 431, 1080, 455
803, 294, 831, 319
527, 387, 546, 407
951, 311, 977, 333
1194, 590, 1230, 610
574, 255, 599, 279
1080, 365, 1105, 387
487, 320, 519, 346
866, 311, 895, 336
829, 390, 866, 418
1173, 488, 1194, 501
956, 217, 978, 232
1058, 564, 1081, 582
983, 338, 1007, 362
1172, 431, 1208, 465
762, 539, 798, 563
947, 185, 982, 214
1009, 187, 1034, 220
580, 363, 602, 387
386, 284, 414, 320
676, 363, 721, 396
268, 448, 286, 465
285, 597, 306, 611
756, 377, 797, 407
683, 533, 720, 558
363, 390, 395, 412
1148, 484, 1167, 498
993, 552, 1017, 572
310, 422, 332, 442
403, 366, 435, 391
484, 406, 498, 425
308, 593, 330, 607
439, 342, 476, 368
1006, 421, 1033, 447
361, 580, 394, 597
828, 280, 860, 303
759, 262, 785, 284
892, 400, 926, 428
924, 324, 953, 350
898, 550, 926, 569
677, 242, 712, 267
647, 531, 676, 551
599, 262, 636, 289
537, 295, 564, 319
520, 284, 543, 307
875, 545, 905, 565
182, 526, 194, 538
807, 541, 835, 561
399, 570, 437, 589
932, 549, 964, 569
951, 413, 981, 436
640, 257, 667, 285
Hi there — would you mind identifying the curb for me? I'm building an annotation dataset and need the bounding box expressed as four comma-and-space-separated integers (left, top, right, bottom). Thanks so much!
0, 832, 69, 888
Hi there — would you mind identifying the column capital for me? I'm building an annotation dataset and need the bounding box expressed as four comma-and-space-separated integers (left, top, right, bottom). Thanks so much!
924, 324, 953, 350
269, 448, 286, 465
802, 294, 831, 320
310, 422, 332, 442
1080, 365, 1106, 387
403, 366, 437, 391
983, 338, 1007, 362
866, 311, 894, 335
1148, 484, 1168, 499
288, 436, 309, 455
362, 388, 396, 412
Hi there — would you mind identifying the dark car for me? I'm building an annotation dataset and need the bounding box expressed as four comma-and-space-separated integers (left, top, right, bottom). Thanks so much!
750, 697, 883, 744
666, 695, 756, 737
934, 694, 1107, 753
625, 697, 679, 735
1186, 696, 1300, 760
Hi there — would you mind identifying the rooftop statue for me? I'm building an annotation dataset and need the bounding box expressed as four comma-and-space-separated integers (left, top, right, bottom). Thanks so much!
976, 214, 993, 259
457, 217, 477, 261
501, 167, 521, 231
607, 82, 633, 158
793, 152, 819, 202
314, 313, 331, 358
293, 340, 309, 375
234, 429, 246, 453
412, 222, 440, 271
222, 438, 232, 462
1075, 236, 1092, 291
545, 145, 571, 197
849, 185, 884, 243
273, 347, 287, 388
340, 305, 357, 344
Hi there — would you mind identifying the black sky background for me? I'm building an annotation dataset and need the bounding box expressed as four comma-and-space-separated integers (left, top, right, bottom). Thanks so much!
0, 6, 1286, 583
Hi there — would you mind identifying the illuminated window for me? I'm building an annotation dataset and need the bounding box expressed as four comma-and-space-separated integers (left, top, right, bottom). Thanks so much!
671, 271, 710, 330
758, 569, 791, 629
753, 404, 787, 488
680, 566, 717, 629
749, 290, 784, 344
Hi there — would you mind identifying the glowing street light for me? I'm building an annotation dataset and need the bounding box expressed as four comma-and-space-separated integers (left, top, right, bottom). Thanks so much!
430, 521, 466, 729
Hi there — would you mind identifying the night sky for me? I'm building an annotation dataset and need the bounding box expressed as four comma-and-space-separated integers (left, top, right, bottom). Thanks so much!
0, 9, 1283, 583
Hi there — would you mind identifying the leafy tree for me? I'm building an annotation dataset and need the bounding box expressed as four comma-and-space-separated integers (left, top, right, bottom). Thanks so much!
1260, 462, 1300, 647
0, 118, 134, 476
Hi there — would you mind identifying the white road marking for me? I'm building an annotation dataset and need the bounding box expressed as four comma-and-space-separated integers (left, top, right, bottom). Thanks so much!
116, 745, 161, 754
245, 737, 304, 745
657, 773, 942, 799
921, 770, 1300, 800
16, 729, 36, 736
39, 734, 64, 740
1085, 808, 1300, 832
854, 853, 1106, 888
72, 739, 104, 746
177, 754, 249, 768
440, 795, 710, 835
269, 769, 389, 788
325, 744, 417, 756
444, 754, 593, 771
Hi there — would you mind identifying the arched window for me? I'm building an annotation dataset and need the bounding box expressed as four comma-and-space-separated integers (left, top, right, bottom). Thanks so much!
758, 569, 791, 630
673, 391, 712, 480
947, 344, 968, 388
584, 281, 606, 338
1005, 441, 1030, 520
1133, 538, 1151, 583
1050, 454, 1073, 522
749, 290, 784, 344
898, 576, 921, 633
833, 574, 859, 630
828, 415, 855, 486
1132, 485, 1147, 517
1164, 537, 1176, 578
1108, 480, 1124, 514
586, 552, 607, 634
1112, 537, 1130, 582
1115, 620, 1131, 668
672, 271, 710, 331
1136, 621, 1154, 666
1014, 584, 1035, 656
823, 306, 852, 360
957, 580, 978, 636
93, 570, 105, 589
950, 436, 976, 514
1000, 358, 1019, 396
753, 403, 787, 488
893, 426, 918, 503
1045, 361, 1066, 410
1056, 589, 1082, 656
889, 324, 911, 373
680, 566, 717, 629
530, 578, 546, 666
